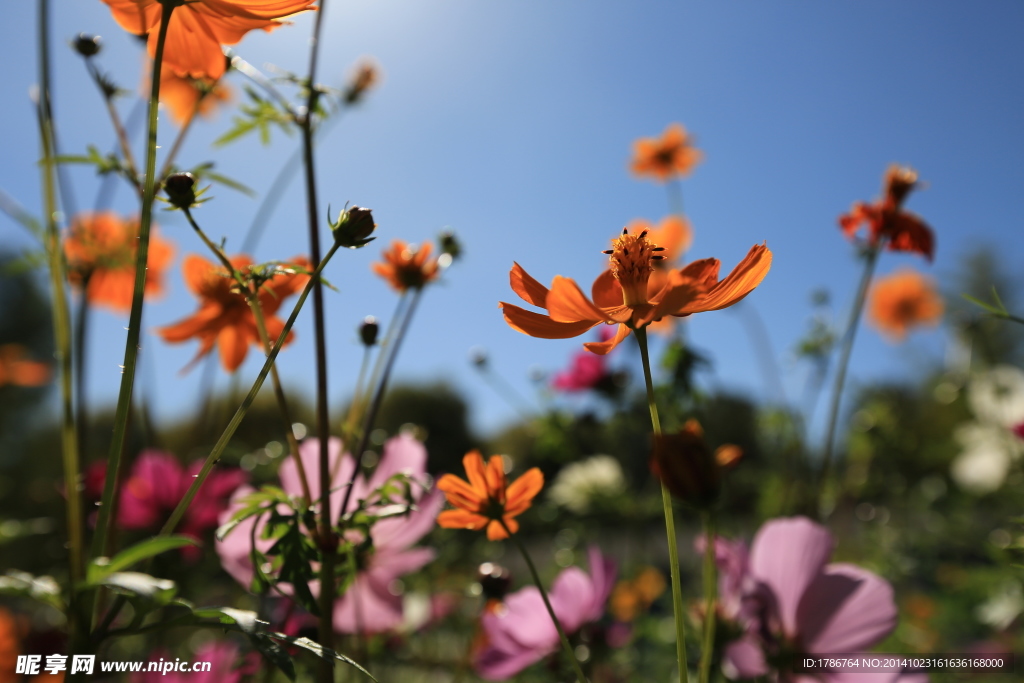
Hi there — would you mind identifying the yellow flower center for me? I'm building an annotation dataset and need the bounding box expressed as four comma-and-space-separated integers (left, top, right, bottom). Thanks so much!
605, 228, 666, 308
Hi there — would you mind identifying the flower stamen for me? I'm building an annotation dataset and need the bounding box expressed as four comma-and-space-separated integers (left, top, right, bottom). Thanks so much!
607, 228, 662, 308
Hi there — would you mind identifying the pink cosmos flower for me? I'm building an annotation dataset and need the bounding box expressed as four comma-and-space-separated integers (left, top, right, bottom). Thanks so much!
474, 546, 616, 680
216, 434, 444, 634
713, 517, 923, 683
552, 327, 616, 392
131, 640, 256, 683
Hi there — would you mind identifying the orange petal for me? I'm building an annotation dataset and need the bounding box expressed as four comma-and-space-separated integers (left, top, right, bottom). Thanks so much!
484, 455, 507, 502
648, 215, 693, 261
158, 304, 222, 343
650, 273, 705, 321
500, 303, 599, 339
437, 473, 484, 507
437, 509, 488, 531
486, 517, 517, 540
504, 468, 544, 516
690, 243, 772, 312
678, 258, 720, 288
547, 276, 606, 324
583, 323, 631, 356
217, 322, 249, 372
510, 262, 549, 307
462, 451, 488, 495
591, 269, 623, 310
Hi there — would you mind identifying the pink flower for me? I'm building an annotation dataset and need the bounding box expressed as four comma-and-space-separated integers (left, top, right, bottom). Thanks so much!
131, 640, 257, 683
474, 546, 616, 680
552, 328, 615, 392
216, 434, 444, 634
1013, 422, 1024, 441
716, 517, 915, 683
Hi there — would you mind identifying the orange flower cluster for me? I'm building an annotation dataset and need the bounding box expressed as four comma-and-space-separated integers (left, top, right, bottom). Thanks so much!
102, 0, 317, 79
372, 239, 440, 292
160, 71, 233, 126
501, 227, 771, 355
630, 123, 702, 182
867, 268, 944, 342
0, 345, 50, 388
437, 451, 543, 540
839, 165, 935, 261
64, 212, 175, 313
610, 566, 667, 622
158, 254, 310, 371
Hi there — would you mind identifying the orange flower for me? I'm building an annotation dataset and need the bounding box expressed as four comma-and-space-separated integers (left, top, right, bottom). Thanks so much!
628, 215, 694, 335
867, 268, 944, 342
630, 123, 702, 182
160, 71, 233, 126
0, 607, 23, 683
500, 227, 772, 355
0, 345, 51, 388
64, 212, 175, 313
372, 239, 440, 292
437, 451, 543, 540
101, 0, 317, 80
839, 165, 935, 261
158, 253, 310, 371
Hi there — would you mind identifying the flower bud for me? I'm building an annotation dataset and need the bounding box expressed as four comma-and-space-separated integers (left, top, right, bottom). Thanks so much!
73, 34, 102, 58
477, 562, 512, 602
359, 316, 379, 347
163, 172, 197, 210
331, 205, 376, 248
343, 61, 380, 105
468, 347, 488, 368
650, 419, 741, 509
438, 230, 462, 261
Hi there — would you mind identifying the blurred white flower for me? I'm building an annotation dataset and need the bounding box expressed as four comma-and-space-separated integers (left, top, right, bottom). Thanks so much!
968, 365, 1024, 428
976, 581, 1024, 630
951, 443, 1011, 494
548, 455, 626, 514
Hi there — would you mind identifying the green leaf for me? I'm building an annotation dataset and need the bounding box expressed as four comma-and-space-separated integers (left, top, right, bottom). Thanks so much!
251, 633, 296, 681
89, 536, 198, 582
281, 635, 378, 682
91, 572, 177, 606
0, 571, 64, 610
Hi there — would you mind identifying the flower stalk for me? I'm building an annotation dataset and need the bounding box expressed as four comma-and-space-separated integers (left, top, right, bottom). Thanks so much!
699, 512, 717, 683
634, 326, 690, 683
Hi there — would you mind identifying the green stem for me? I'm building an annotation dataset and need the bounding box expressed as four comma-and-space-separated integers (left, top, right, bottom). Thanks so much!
159, 243, 342, 537
37, 0, 85, 648
500, 520, 587, 683
818, 245, 881, 517
666, 178, 685, 217
634, 326, 689, 683
86, 60, 140, 188
91, 0, 176, 569
699, 512, 717, 683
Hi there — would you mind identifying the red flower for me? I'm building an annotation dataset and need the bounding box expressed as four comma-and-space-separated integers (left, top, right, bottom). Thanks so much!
839, 165, 935, 260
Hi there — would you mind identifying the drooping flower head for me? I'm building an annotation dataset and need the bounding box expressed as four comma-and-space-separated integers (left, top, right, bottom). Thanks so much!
867, 268, 944, 342
436, 451, 543, 540
64, 212, 175, 313
0, 345, 51, 388
839, 165, 935, 261
158, 254, 310, 372
101, 0, 317, 80
217, 435, 443, 634
159, 71, 233, 126
474, 547, 616, 680
372, 239, 440, 292
500, 226, 771, 355
651, 419, 743, 509
630, 123, 702, 182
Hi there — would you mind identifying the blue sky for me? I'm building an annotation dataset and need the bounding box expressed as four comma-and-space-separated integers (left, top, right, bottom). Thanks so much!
3, 1, 1023, 439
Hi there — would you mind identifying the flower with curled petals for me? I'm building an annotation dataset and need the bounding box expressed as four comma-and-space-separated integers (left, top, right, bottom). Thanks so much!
839, 165, 935, 261
101, 0, 317, 80
372, 239, 440, 292
500, 226, 772, 355
437, 451, 543, 540
630, 123, 702, 182
157, 253, 310, 372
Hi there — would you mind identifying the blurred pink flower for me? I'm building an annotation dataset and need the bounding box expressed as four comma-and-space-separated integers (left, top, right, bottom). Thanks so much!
552, 327, 615, 392
474, 546, 616, 680
217, 434, 444, 634
131, 640, 256, 683
1013, 422, 1024, 440
717, 517, 909, 683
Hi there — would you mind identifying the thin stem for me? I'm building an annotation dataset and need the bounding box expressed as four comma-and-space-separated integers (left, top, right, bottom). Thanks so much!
38, 0, 85, 647
159, 243, 342, 538
501, 520, 587, 683
90, 0, 176, 566
74, 282, 90, 459
818, 245, 881, 517
86, 61, 140, 189
634, 327, 689, 683
183, 207, 313, 506
341, 345, 374, 443
157, 110, 199, 181
666, 178, 685, 217
699, 512, 717, 683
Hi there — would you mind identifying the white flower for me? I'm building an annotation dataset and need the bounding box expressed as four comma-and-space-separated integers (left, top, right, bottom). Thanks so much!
548, 455, 626, 514
968, 365, 1024, 428
976, 581, 1024, 630
951, 445, 1011, 494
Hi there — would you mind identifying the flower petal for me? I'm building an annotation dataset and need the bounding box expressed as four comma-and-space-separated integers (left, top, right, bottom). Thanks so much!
510, 262, 549, 307
501, 303, 599, 339
591, 269, 623, 309
437, 509, 488, 531
582, 323, 630, 355
504, 468, 544, 516
682, 243, 772, 314
547, 276, 606, 324
799, 563, 897, 654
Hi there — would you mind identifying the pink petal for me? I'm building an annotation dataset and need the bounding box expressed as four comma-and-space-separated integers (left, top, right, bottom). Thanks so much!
333, 569, 403, 633
367, 434, 428, 492
474, 639, 550, 681
371, 488, 444, 550
799, 564, 897, 654
484, 586, 559, 651
585, 545, 617, 622
723, 635, 768, 679
749, 516, 834, 639
548, 567, 595, 633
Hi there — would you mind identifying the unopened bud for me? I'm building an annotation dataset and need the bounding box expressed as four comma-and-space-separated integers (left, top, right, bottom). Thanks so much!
477, 562, 512, 602
650, 419, 729, 509
163, 172, 197, 209
438, 230, 462, 261
344, 61, 380, 105
73, 34, 102, 58
468, 347, 488, 368
360, 316, 379, 347
331, 205, 376, 248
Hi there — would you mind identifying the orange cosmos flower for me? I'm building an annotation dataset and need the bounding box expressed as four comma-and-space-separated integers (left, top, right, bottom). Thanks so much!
372, 239, 440, 292
839, 165, 935, 261
867, 268, 944, 342
500, 227, 772, 355
64, 212, 175, 313
628, 215, 694, 335
158, 253, 310, 371
159, 71, 233, 126
0, 345, 51, 388
630, 123, 703, 182
437, 451, 544, 540
101, 0, 317, 80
